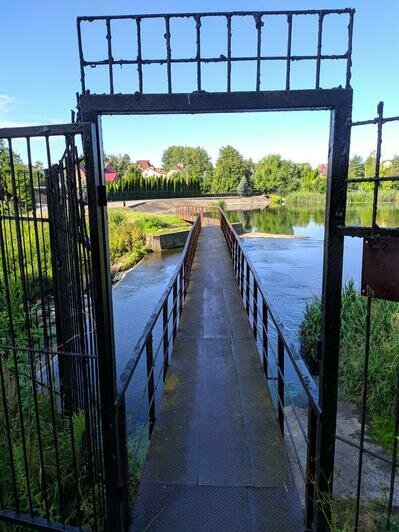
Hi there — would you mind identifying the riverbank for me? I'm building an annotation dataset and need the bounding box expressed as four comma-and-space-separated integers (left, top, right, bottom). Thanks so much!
283, 190, 399, 207
108, 194, 270, 213
108, 209, 190, 280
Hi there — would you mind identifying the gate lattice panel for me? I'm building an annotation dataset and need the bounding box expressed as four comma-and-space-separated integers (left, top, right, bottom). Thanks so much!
0, 124, 113, 530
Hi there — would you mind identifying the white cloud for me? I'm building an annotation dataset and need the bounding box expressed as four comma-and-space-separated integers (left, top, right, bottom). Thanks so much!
0, 94, 16, 114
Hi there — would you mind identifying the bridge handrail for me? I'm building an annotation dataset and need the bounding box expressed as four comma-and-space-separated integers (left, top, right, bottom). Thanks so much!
219, 209, 320, 414
115, 213, 201, 406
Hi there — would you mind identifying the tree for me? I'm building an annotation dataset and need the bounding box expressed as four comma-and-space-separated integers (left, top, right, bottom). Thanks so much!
161, 146, 213, 192
0, 140, 32, 213
237, 174, 254, 196
253, 154, 301, 195
211, 146, 251, 193
106, 153, 131, 176
348, 155, 365, 180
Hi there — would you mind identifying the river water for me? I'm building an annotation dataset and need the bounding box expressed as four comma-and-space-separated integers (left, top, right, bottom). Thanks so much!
113, 249, 181, 379
226, 206, 399, 348
113, 204, 398, 407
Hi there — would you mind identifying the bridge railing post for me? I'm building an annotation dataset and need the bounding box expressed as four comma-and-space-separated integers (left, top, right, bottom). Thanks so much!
115, 397, 130, 529
305, 404, 318, 530
172, 280, 178, 342
253, 281, 258, 339
146, 332, 156, 437
277, 333, 285, 435
245, 262, 250, 315
163, 300, 169, 381
240, 251, 244, 298
262, 300, 268, 379
179, 264, 184, 317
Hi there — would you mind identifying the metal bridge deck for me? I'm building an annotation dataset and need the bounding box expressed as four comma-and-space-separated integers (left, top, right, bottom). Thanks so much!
132, 225, 304, 531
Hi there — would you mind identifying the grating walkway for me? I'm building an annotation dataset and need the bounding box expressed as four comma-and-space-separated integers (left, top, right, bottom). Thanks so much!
132, 225, 304, 531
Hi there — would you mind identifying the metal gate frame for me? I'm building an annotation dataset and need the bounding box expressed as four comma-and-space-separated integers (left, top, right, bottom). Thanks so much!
77, 14, 354, 531
0, 123, 120, 530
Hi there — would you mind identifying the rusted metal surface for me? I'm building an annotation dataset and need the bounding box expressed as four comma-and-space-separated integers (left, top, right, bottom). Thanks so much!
361, 237, 399, 301
77, 9, 354, 95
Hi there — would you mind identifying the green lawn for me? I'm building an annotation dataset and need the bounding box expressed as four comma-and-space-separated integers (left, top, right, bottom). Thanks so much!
108, 209, 189, 273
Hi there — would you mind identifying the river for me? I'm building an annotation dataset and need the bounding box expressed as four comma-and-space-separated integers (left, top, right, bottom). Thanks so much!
225, 205, 399, 351
113, 204, 399, 408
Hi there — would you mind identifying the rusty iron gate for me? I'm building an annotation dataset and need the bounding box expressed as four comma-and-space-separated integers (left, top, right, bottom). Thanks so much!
75, 8, 354, 531
0, 124, 120, 530
2, 7, 398, 532
337, 104, 399, 530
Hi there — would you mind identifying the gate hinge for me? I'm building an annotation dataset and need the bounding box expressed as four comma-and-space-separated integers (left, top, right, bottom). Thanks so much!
97, 184, 107, 207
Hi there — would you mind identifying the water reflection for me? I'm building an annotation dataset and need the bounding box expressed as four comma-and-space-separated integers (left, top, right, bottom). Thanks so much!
227, 204, 399, 240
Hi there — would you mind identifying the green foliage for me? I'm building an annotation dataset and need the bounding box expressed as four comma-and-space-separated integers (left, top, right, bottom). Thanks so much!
211, 145, 252, 193
0, 359, 102, 527
162, 145, 212, 192
0, 140, 36, 214
237, 174, 255, 196
253, 154, 302, 195
348, 155, 365, 180
105, 153, 131, 175
108, 209, 188, 272
107, 165, 201, 200
285, 191, 326, 207
300, 281, 399, 450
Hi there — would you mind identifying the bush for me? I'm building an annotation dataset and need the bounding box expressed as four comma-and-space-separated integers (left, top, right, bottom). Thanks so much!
300, 281, 399, 449
108, 209, 189, 272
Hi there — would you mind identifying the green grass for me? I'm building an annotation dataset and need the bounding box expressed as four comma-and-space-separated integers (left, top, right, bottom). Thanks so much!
285, 191, 326, 207
300, 281, 399, 450
210, 200, 227, 209
285, 189, 399, 207
108, 209, 189, 273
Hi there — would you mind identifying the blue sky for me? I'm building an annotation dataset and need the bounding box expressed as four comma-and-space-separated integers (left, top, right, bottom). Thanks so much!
1, 0, 398, 166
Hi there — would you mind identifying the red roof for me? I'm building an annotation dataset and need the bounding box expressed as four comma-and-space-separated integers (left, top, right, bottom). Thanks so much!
104, 162, 118, 183
79, 163, 119, 183
135, 160, 153, 171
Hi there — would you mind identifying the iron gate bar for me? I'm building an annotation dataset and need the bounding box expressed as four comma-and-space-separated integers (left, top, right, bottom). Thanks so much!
0, 122, 119, 531
79, 88, 353, 117
77, 9, 354, 95
343, 105, 399, 531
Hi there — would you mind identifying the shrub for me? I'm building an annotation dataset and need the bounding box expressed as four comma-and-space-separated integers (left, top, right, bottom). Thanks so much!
300, 280, 399, 449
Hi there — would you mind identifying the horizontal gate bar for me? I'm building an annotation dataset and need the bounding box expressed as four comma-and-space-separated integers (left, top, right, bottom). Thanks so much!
79, 88, 353, 117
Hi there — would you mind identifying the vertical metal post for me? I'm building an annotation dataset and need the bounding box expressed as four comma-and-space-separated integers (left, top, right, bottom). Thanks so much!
316, 93, 352, 530
253, 281, 258, 339
305, 405, 318, 530
179, 264, 184, 317
163, 300, 169, 381
173, 280, 178, 343
82, 121, 123, 531
240, 250, 244, 298
277, 334, 285, 435
262, 300, 268, 379
146, 333, 156, 437
245, 263, 250, 315
116, 398, 130, 529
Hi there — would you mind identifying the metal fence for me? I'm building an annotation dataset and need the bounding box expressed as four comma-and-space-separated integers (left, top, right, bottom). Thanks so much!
220, 209, 320, 530
113, 214, 201, 527
0, 125, 108, 530
335, 103, 399, 530
77, 8, 354, 95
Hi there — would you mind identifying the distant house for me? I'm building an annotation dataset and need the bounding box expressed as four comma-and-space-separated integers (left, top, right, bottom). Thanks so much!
166, 163, 184, 179
104, 162, 119, 183
317, 163, 328, 177
80, 161, 119, 183
135, 160, 164, 178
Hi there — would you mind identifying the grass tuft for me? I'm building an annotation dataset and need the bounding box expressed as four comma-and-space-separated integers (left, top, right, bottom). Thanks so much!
300, 280, 399, 450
